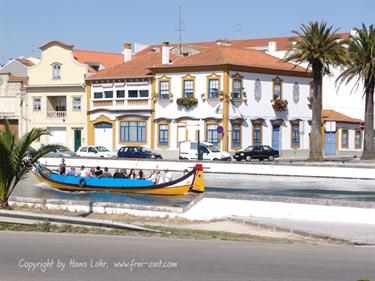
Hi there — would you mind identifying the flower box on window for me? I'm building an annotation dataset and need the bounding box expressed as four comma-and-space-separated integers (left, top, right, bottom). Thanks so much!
271, 99, 288, 112
176, 96, 198, 109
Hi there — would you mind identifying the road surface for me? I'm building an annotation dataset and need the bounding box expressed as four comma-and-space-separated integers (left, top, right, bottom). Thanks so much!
0, 231, 374, 281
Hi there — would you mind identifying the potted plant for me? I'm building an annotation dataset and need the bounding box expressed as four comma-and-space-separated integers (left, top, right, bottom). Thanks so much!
271, 99, 288, 112
242, 91, 247, 101
176, 96, 198, 109
218, 90, 225, 100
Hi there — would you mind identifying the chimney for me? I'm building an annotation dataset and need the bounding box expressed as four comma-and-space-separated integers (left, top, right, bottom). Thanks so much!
162, 41, 170, 64
216, 39, 231, 46
122, 42, 132, 62
268, 41, 277, 53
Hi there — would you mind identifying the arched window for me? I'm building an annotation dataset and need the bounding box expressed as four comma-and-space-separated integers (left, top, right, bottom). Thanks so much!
52, 63, 61, 80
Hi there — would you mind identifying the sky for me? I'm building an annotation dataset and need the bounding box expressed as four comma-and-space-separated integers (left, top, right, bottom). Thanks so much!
0, 0, 374, 63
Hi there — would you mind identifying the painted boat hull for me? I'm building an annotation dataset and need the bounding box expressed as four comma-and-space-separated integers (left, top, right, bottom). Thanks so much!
32, 163, 205, 196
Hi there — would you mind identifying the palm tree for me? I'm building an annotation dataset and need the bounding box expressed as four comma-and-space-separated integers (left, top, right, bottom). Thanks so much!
0, 119, 64, 209
284, 21, 348, 161
337, 24, 375, 160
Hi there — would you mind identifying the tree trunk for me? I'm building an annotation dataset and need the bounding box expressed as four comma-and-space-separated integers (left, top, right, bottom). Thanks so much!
0, 200, 10, 209
361, 79, 375, 160
309, 63, 324, 161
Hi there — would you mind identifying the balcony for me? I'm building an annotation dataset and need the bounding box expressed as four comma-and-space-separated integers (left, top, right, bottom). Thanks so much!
90, 98, 152, 111
46, 111, 67, 118
46, 96, 67, 118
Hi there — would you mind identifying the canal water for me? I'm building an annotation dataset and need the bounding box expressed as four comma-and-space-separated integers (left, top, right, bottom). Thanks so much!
11, 172, 375, 207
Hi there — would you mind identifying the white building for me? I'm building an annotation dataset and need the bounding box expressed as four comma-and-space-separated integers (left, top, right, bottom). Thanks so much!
150, 41, 312, 158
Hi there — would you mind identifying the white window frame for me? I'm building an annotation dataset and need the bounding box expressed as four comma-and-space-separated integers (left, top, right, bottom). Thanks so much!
72, 96, 81, 111
52, 63, 61, 80
33, 97, 41, 111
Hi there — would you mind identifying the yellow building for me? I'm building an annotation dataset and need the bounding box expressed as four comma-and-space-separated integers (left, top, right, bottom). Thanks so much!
27, 41, 123, 151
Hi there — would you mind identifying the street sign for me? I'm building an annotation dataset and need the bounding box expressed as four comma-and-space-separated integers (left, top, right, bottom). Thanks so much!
360, 121, 365, 131
217, 125, 224, 134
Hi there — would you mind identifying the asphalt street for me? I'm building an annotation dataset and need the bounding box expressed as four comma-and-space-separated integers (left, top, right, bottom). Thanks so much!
0, 231, 374, 281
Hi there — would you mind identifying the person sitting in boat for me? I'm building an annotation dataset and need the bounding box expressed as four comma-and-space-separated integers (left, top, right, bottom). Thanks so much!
98, 167, 112, 178
163, 168, 173, 183
58, 159, 66, 175
138, 169, 144, 180
94, 166, 103, 177
128, 169, 137, 179
77, 165, 88, 177
121, 169, 128, 178
113, 169, 125, 178
87, 168, 95, 177
148, 170, 160, 184
66, 167, 76, 176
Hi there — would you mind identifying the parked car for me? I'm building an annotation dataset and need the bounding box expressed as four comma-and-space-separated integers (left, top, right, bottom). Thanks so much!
117, 146, 162, 159
76, 146, 117, 158
233, 145, 279, 161
179, 141, 231, 161
46, 148, 76, 157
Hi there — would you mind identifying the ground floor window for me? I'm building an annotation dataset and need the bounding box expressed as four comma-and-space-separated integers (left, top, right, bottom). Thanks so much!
341, 129, 349, 148
253, 124, 262, 145
291, 122, 300, 147
206, 124, 218, 146
232, 124, 241, 147
158, 124, 169, 147
355, 129, 361, 149
120, 121, 146, 143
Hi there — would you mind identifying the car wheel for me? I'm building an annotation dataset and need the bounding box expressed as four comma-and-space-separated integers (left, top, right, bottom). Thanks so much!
245, 155, 252, 161
268, 155, 275, 161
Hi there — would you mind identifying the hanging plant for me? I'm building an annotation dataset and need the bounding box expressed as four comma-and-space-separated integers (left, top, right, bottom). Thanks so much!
176, 96, 198, 109
271, 99, 288, 112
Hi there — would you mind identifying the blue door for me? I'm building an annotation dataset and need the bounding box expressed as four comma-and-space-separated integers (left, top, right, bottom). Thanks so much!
272, 125, 280, 151
324, 131, 336, 156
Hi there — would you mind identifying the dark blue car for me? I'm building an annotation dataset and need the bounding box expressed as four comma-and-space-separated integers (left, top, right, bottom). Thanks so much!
117, 146, 162, 159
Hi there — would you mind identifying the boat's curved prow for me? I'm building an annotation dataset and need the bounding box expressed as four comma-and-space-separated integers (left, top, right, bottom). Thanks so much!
191, 164, 205, 193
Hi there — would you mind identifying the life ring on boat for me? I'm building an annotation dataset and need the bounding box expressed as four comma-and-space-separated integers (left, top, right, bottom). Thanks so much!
79, 178, 86, 187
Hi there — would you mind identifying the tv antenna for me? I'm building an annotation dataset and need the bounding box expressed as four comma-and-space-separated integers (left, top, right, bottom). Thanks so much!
234, 23, 242, 39
177, 6, 184, 55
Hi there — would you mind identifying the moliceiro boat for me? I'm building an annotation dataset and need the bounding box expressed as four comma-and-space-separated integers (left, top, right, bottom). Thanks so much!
32, 163, 205, 195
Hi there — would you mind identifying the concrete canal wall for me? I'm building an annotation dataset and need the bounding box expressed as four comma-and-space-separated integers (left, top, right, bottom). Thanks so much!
9, 196, 375, 225
40, 157, 375, 180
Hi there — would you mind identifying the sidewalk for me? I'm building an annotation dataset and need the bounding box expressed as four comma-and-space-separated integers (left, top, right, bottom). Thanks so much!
235, 216, 375, 245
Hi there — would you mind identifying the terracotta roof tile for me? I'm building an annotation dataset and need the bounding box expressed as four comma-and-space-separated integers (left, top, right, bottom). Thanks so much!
151, 45, 309, 73
134, 32, 350, 55
39, 40, 74, 50
8, 75, 28, 85
73, 49, 124, 69
16, 58, 34, 66
87, 51, 182, 80
322, 109, 362, 124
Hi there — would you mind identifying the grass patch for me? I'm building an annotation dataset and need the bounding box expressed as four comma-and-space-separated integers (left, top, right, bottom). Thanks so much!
0, 222, 291, 243
141, 225, 292, 243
